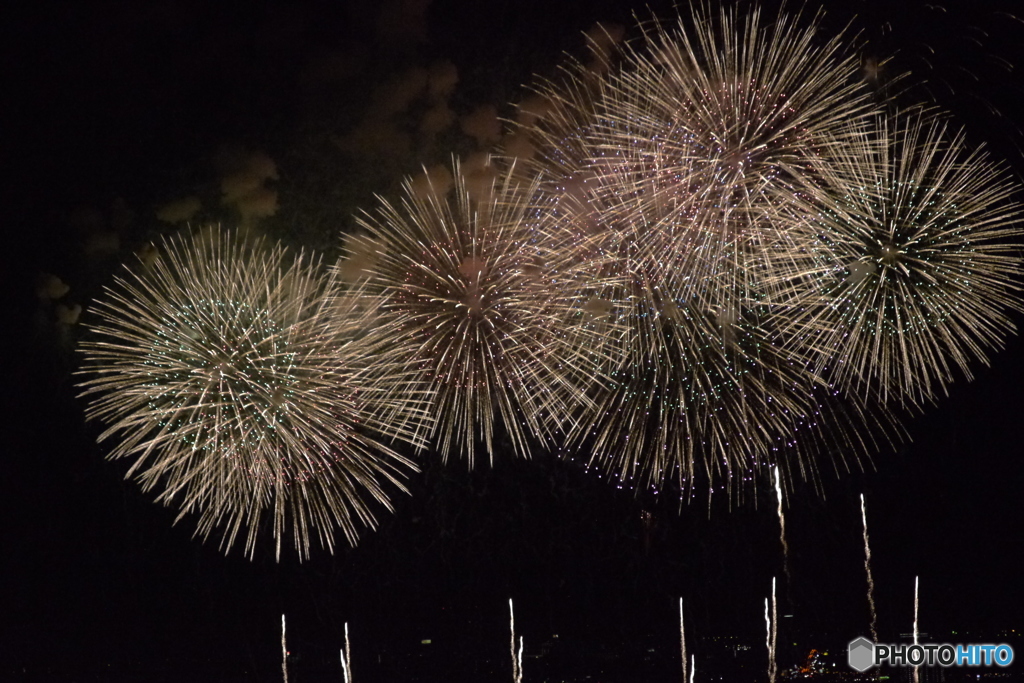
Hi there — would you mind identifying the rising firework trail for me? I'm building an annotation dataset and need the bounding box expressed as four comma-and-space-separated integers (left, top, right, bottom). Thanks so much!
765, 577, 777, 683
861, 494, 879, 643
340, 623, 352, 683
772, 577, 778, 683
510, 598, 524, 683
282, 614, 289, 683
774, 467, 790, 583
679, 597, 688, 683
913, 577, 920, 683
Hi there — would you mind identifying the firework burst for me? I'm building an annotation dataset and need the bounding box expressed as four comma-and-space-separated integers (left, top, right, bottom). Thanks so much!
591, 6, 875, 224
775, 110, 1024, 404
508, 8, 899, 495
79, 228, 432, 559
78, 4, 1024, 548
540, 8, 868, 315
342, 159, 616, 466
557, 221, 894, 497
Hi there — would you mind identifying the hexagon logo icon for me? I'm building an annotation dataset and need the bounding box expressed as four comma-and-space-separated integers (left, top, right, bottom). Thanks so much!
848, 637, 875, 672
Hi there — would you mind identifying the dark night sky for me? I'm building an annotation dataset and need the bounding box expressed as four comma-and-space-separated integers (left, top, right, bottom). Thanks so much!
4, 0, 1024, 681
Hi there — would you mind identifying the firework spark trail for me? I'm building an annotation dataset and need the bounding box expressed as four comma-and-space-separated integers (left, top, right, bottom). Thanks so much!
340, 623, 352, 683
282, 614, 289, 683
679, 598, 687, 683
771, 577, 778, 683
861, 494, 879, 644
510, 599, 517, 681
509, 599, 523, 683
690, 655, 695, 683
764, 578, 778, 683
517, 637, 524, 683
774, 467, 790, 583
78, 228, 433, 559
913, 577, 920, 683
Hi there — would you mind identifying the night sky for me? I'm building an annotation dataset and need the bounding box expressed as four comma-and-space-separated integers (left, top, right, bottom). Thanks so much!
5, 0, 1024, 681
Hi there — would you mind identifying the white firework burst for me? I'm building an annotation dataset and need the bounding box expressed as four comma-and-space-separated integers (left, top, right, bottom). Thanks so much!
340, 159, 618, 466
79, 227, 432, 559
774, 110, 1024, 404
